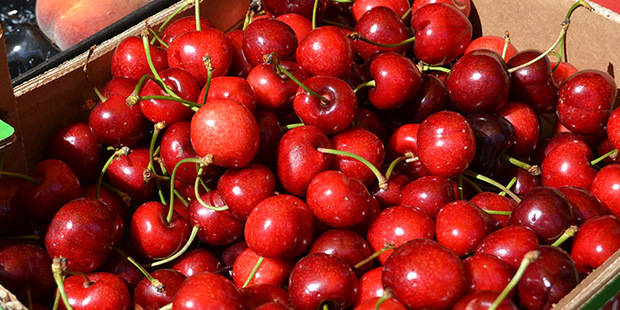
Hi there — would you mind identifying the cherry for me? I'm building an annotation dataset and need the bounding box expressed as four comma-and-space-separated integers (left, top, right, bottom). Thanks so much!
47, 122, 101, 184
244, 195, 315, 258
243, 18, 297, 67
61, 272, 131, 310
160, 122, 202, 184
218, 164, 276, 220
352, 7, 411, 61
331, 128, 385, 186
507, 50, 558, 113
102, 77, 137, 99
607, 108, 620, 151
351, 0, 409, 21
139, 68, 200, 125
498, 101, 540, 157
276, 13, 312, 43
255, 111, 284, 164
452, 291, 518, 310
356, 267, 385, 306
470, 192, 516, 227
189, 190, 244, 246
465, 35, 518, 60
247, 60, 308, 113
0, 243, 53, 301
101, 252, 143, 290
277, 125, 332, 196
45, 198, 116, 272
296, 26, 353, 78
367, 206, 435, 264
293, 75, 357, 135
240, 284, 289, 309
465, 112, 516, 176
399, 74, 450, 123
89, 95, 148, 147
226, 30, 253, 77
417, 110, 476, 178
232, 248, 293, 288
591, 164, 620, 217
464, 253, 514, 294
309, 229, 373, 276
167, 29, 232, 83
263, 0, 327, 20
401, 175, 454, 218
373, 173, 409, 208
83, 185, 127, 244
130, 201, 191, 259
107, 148, 154, 203
410, 3, 472, 65
436, 200, 497, 256
383, 239, 467, 309
557, 70, 616, 135
288, 253, 358, 310
447, 49, 510, 113
161, 16, 212, 45
112, 36, 168, 80
171, 249, 222, 278
476, 225, 540, 269
190, 99, 259, 168
200, 76, 255, 114
355, 297, 407, 310
133, 269, 185, 310
172, 272, 245, 310
518, 246, 579, 310
559, 186, 607, 223
221, 241, 249, 271
552, 62, 578, 86
411, 0, 471, 17
571, 215, 620, 273
367, 52, 422, 111
353, 107, 388, 141
509, 187, 576, 243
512, 165, 542, 196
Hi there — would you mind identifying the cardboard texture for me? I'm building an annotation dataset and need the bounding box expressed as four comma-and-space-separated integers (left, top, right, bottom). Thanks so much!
1, 0, 619, 308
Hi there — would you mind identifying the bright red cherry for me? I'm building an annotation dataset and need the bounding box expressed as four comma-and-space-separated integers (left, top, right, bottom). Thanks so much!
367, 53, 422, 111
167, 29, 232, 83
552, 62, 578, 86
139, 68, 199, 125
607, 108, 620, 151
217, 164, 276, 220
476, 225, 539, 269
189, 190, 244, 246
61, 272, 130, 310
541, 139, 596, 189
160, 122, 202, 184
130, 201, 191, 259
296, 26, 353, 78
309, 229, 373, 276
240, 284, 289, 309
470, 192, 516, 227
591, 164, 620, 217
411, 0, 471, 16
436, 200, 497, 256
464, 35, 517, 60
247, 60, 308, 113
353, 7, 411, 61
133, 269, 185, 310
558, 186, 607, 223
276, 13, 312, 43
161, 16, 212, 45
89, 95, 148, 147
452, 291, 518, 310
400, 175, 454, 218
202, 74, 256, 114
232, 248, 293, 287
355, 297, 407, 310
107, 148, 154, 203
171, 249, 222, 277
243, 18, 297, 67
102, 77, 136, 99
352, 0, 409, 21
507, 50, 558, 113
464, 253, 513, 294
331, 128, 385, 186
172, 272, 245, 310
112, 36, 167, 80
571, 215, 620, 273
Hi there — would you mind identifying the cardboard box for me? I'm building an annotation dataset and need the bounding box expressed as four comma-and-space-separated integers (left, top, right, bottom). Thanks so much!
0, 0, 619, 308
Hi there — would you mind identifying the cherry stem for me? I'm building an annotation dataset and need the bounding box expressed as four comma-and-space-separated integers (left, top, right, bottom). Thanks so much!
385, 153, 415, 180
501, 31, 511, 60
52, 291, 60, 310
242, 8, 256, 31
242, 256, 264, 288
551, 225, 579, 247
484, 209, 512, 216
114, 248, 165, 293
375, 289, 393, 309
82, 46, 106, 102
463, 176, 483, 193
353, 80, 376, 93
0, 234, 40, 240
464, 170, 521, 203
174, 190, 190, 207
138, 95, 201, 110
148, 28, 169, 48
312, 0, 319, 29
591, 149, 618, 166
283, 123, 305, 131
489, 250, 540, 310
194, 0, 201, 31
141, 33, 181, 99
355, 243, 395, 269
51, 258, 73, 310
194, 166, 229, 211
103, 182, 132, 206
153, 0, 193, 42
96, 147, 130, 200
419, 64, 451, 73
201, 55, 214, 106
168, 157, 210, 223
458, 174, 464, 200
348, 32, 415, 48
401, 7, 412, 20
0, 171, 37, 183
127, 74, 160, 105
265, 53, 330, 104
150, 225, 199, 267
149, 122, 166, 172
318, 148, 388, 190
503, 154, 540, 176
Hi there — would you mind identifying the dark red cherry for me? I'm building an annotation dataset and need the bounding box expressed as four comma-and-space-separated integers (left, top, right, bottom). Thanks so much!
591, 164, 620, 217
107, 148, 154, 203
62, 272, 131, 310
218, 164, 276, 220
512, 165, 542, 196
160, 122, 201, 184
498, 101, 540, 157
558, 186, 607, 223
83, 185, 127, 244
112, 36, 167, 80
172, 249, 222, 277
243, 18, 297, 67
352, 107, 388, 141
221, 241, 249, 271
452, 291, 518, 310
507, 50, 557, 113
464, 253, 513, 294
401, 175, 454, 218
89, 95, 148, 147
240, 284, 289, 309
373, 173, 409, 208
571, 215, 620, 273
130, 201, 191, 259
133, 269, 185, 310
0, 177, 27, 235
352, 0, 409, 21
476, 225, 539, 269
189, 190, 244, 246
309, 229, 372, 276
101, 252, 143, 290
247, 61, 308, 113
47, 122, 101, 184
0, 243, 53, 301
436, 200, 497, 256
226, 29, 253, 77
172, 272, 245, 310
139, 68, 199, 125
167, 29, 232, 83
255, 111, 284, 164
465, 112, 516, 176
232, 248, 293, 288
399, 74, 450, 123
263, 0, 327, 20
353, 7, 411, 61
368, 53, 422, 111
161, 16, 212, 45
296, 26, 353, 78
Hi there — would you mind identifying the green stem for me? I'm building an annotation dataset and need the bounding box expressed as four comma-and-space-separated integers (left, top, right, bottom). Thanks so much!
419, 64, 452, 73
458, 174, 464, 200
96, 147, 130, 200
353, 80, 376, 93
201, 56, 214, 106
484, 209, 512, 216
591, 149, 618, 166
155, 0, 193, 37
551, 225, 579, 247
348, 32, 415, 48
464, 170, 521, 203
312, 0, 319, 29
501, 30, 511, 60
385, 154, 412, 180
194, 167, 229, 211
174, 190, 190, 207
355, 243, 395, 269
0, 171, 37, 183
52, 290, 60, 310
156, 181, 167, 205
194, 0, 201, 31
499, 176, 517, 197
266, 53, 330, 104
149, 122, 166, 171
489, 250, 540, 310
283, 123, 305, 130
115, 248, 164, 293
141, 33, 181, 99
318, 148, 388, 190
52, 258, 73, 310
168, 157, 206, 223
242, 256, 265, 288
150, 225, 199, 267
463, 176, 483, 193
503, 154, 540, 176
375, 290, 393, 309
401, 7, 412, 20
103, 182, 132, 206
148, 28, 169, 48
138, 95, 201, 110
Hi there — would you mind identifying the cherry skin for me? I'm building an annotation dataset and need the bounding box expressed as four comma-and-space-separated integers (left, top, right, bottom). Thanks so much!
464, 35, 518, 60
296, 26, 354, 78
512, 165, 542, 196
452, 291, 518, 310
476, 225, 540, 269
293, 75, 357, 135
189, 190, 244, 246
399, 74, 450, 123
226, 29, 253, 77
161, 16, 212, 45
172, 272, 245, 310
221, 241, 249, 271
464, 253, 514, 294
591, 164, 620, 217
232, 248, 293, 288
373, 173, 409, 208
498, 101, 540, 157
45, 198, 116, 272
112, 36, 167, 80
557, 70, 616, 135
417, 110, 476, 178
277, 125, 332, 196
240, 284, 289, 309
101, 252, 143, 290
47, 122, 101, 184
559, 186, 607, 223
262, 0, 327, 20
255, 111, 284, 164
167, 29, 232, 83
331, 128, 385, 186
367, 52, 422, 111
242, 18, 297, 67
508, 50, 557, 113
470, 192, 516, 227
276, 13, 312, 43
107, 148, 154, 203
552, 62, 578, 86
352, 0, 409, 21
139, 68, 199, 125
159, 122, 202, 184
244, 195, 315, 258
309, 229, 373, 276
353, 107, 388, 141
355, 298, 407, 310
217, 164, 275, 220
353, 7, 411, 61
541, 140, 596, 189
0, 243, 53, 301
171, 249, 222, 278
465, 112, 516, 176
133, 269, 185, 310
190, 99, 259, 168
102, 77, 137, 99
83, 185, 128, 244
509, 187, 576, 243
202, 76, 256, 112
12, 159, 81, 223
356, 267, 384, 306
367, 205, 435, 264
410, 3, 472, 65
571, 215, 620, 273
447, 49, 510, 113
436, 200, 497, 256
247, 60, 308, 113
607, 108, 620, 151
89, 95, 148, 147
130, 201, 191, 259
400, 175, 454, 218
382, 239, 467, 309
61, 272, 131, 310
411, 0, 471, 17
518, 246, 579, 310
288, 253, 358, 310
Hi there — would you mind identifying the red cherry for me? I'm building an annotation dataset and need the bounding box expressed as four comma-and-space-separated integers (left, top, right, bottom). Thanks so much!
218, 164, 276, 220
508, 50, 557, 113
47, 122, 101, 184
373, 173, 409, 208
607, 108, 620, 151
296, 26, 353, 78
247, 61, 308, 113
221, 241, 249, 271
83, 185, 127, 244
101, 253, 143, 290
133, 269, 185, 310
470, 192, 516, 227
382, 239, 467, 309
591, 164, 620, 217
255, 111, 284, 164
401, 175, 454, 218
0, 177, 27, 235
112, 36, 167, 80
571, 215, 620, 273
160, 122, 202, 184
130, 201, 191, 259
411, 0, 471, 17
353, 7, 411, 61
552, 62, 578, 86
232, 248, 293, 287
167, 29, 232, 83
61, 272, 130, 310
107, 148, 154, 203
436, 200, 497, 256
331, 128, 385, 186
240, 284, 289, 309
452, 291, 518, 310
309, 229, 372, 275
172, 272, 245, 309
226, 30, 253, 77
356, 267, 384, 306
171, 249, 222, 278
89, 95, 148, 147
355, 297, 407, 310
276, 13, 312, 43
161, 16, 212, 45
139, 68, 200, 125
0, 244, 53, 301
243, 18, 297, 67
263, 0, 327, 20
202, 76, 256, 112
399, 74, 450, 123
464, 253, 513, 294
352, 0, 409, 21
353, 107, 388, 141
558, 186, 607, 223
464, 35, 517, 60
512, 165, 542, 196
102, 77, 136, 99
476, 225, 540, 269
541, 140, 596, 189
189, 190, 244, 246
498, 101, 540, 157
367, 52, 422, 110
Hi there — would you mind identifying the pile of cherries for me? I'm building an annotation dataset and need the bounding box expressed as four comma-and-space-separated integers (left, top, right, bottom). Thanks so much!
1, 0, 620, 309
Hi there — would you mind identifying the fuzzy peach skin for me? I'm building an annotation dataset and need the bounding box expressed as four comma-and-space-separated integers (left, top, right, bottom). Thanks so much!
36, 0, 152, 50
